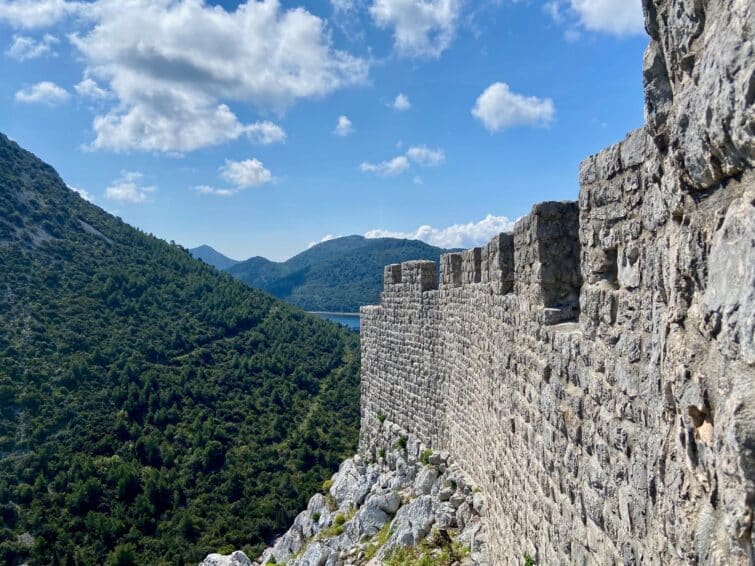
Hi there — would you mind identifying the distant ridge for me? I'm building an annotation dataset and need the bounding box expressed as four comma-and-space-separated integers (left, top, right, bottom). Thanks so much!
223, 235, 453, 312
189, 244, 240, 270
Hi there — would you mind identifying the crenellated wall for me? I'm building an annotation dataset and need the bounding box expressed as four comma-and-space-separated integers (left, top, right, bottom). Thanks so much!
359, 1, 754, 563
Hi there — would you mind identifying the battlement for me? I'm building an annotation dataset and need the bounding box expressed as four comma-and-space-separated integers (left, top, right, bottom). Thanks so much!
384, 201, 580, 322
383, 260, 436, 291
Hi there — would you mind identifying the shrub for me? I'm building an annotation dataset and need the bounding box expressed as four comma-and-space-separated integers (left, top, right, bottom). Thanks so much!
379, 448, 386, 459
377, 414, 386, 423
421, 449, 433, 465
325, 494, 338, 511
312, 511, 320, 523
396, 436, 407, 450
524, 555, 536, 566
322, 479, 333, 493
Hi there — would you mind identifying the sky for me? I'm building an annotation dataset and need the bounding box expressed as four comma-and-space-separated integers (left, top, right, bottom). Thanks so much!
0, 0, 649, 261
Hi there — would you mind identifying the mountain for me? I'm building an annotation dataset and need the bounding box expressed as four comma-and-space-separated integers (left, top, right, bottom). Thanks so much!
0, 133, 361, 565
227, 235, 452, 312
189, 245, 240, 270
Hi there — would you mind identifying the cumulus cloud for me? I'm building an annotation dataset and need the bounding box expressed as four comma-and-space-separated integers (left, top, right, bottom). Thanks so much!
392, 93, 411, 111
15, 81, 69, 105
105, 171, 155, 204
75, 77, 110, 99
545, 0, 644, 37
365, 214, 516, 248
406, 145, 444, 166
360, 155, 410, 176
472, 82, 554, 132
307, 233, 339, 249
67, 0, 368, 153
68, 185, 94, 202
361, 144, 445, 176
0, 0, 82, 29
220, 158, 273, 189
334, 115, 355, 136
369, 0, 462, 58
6, 33, 58, 60
571, 0, 643, 35
246, 121, 287, 145
193, 157, 274, 197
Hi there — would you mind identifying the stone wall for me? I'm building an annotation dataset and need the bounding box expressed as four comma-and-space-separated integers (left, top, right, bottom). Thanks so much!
359, 1, 754, 564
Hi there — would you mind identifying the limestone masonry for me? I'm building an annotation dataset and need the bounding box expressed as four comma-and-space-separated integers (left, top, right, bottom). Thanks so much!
360, 1, 754, 564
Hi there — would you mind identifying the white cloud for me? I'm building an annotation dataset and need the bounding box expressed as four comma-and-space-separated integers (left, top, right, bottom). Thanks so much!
392, 93, 411, 111
369, 0, 462, 58
331, 0, 358, 12
71, 0, 368, 153
361, 144, 445, 176
406, 145, 444, 166
360, 155, 410, 176
68, 185, 94, 202
88, 94, 263, 153
472, 82, 554, 132
334, 115, 355, 136
191, 185, 236, 197
220, 158, 273, 189
365, 214, 516, 248
6, 33, 58, 60
105, 171, 155, 204
15, 81, 69, 105
544, 0, 643, 37
0, 0, 82, 29
75, 78, 110, 99
570, 0, 643, 36
193, 157, 274, 197
330, 0, 366, 40
307, 233, 339, 249
246, 121, 286, 144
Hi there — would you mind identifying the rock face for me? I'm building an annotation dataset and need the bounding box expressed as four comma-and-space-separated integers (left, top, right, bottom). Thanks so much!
359, 0, 754, 563
200, 551, 253, 566
254, 424, 488, 565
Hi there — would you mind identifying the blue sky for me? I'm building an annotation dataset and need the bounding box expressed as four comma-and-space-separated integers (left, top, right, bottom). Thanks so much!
0, 0, 648, 260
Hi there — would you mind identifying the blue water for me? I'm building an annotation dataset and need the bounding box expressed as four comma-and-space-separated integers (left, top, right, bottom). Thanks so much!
311, 312, 360, 331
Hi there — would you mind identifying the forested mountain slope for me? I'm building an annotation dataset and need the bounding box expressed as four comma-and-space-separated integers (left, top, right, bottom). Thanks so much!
0, 133, 361, 565
227, 235, 450, 312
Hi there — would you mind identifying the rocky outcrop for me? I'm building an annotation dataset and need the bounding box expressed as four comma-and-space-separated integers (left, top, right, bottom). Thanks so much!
200, 551, 253, 566
255, 423, 488, 565
203, 425, 488, 566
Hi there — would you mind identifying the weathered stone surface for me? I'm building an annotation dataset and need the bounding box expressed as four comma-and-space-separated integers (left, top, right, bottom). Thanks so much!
199, 551, 252, 566
642, 0, 754, 190
330, 458, 378, 509
358, 1, 755, 563
381, 495, 434, 549
253, 427, 487, 565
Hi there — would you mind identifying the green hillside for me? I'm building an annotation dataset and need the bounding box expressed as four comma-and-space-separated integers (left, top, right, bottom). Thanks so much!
227, 235, 450, 312
0, 134, 361, 565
